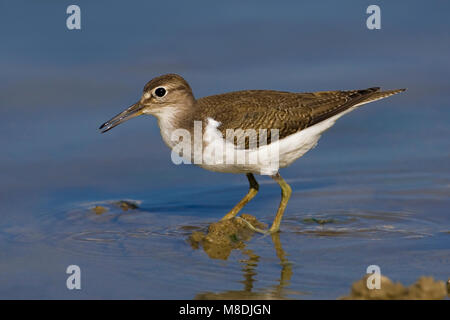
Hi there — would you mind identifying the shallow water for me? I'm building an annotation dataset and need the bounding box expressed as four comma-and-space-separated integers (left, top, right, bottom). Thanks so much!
1, 165, 448, 299
1, 1, 449, 299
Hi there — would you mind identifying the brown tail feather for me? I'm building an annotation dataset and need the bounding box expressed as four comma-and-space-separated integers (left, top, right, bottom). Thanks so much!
362, 88, 406, 104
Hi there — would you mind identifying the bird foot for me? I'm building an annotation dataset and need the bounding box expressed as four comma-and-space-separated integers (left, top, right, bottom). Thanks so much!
236, 217, 278, 235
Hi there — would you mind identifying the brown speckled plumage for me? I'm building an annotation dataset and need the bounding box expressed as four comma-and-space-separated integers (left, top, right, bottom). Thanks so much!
178, 86, 405, 148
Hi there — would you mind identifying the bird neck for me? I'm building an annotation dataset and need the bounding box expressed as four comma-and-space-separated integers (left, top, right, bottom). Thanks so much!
153, 101, 196, 149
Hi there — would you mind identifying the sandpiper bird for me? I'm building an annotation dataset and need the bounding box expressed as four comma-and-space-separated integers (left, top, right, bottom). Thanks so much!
100, 74, 405, 234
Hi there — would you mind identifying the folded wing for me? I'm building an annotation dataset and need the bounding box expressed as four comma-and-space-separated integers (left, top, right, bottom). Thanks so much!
196, 87, 405, 148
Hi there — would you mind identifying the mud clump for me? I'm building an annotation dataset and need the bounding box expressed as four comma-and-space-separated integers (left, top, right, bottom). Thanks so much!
188, 214, 267, 260
341, 275, 448, 300
90, 201, 139, 215
447, 278, 450, 296
114, 200, 139, 211
88, 201, 139, 221
91, 206, 108, 215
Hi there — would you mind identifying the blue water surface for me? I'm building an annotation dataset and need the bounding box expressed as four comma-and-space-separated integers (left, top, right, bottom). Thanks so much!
0, 1, 449, 299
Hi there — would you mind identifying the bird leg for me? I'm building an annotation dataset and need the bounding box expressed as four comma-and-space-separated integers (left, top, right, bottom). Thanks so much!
238, 172, 292, 234
221, 173, 259, 220
268, 173, 292, 233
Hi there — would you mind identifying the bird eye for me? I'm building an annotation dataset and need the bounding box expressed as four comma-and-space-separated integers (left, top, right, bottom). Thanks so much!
155, 87, 166, 97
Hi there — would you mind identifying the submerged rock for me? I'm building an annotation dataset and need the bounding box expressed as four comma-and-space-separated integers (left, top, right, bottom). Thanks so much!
188, 214, 267, 260
341, 275, 447, 300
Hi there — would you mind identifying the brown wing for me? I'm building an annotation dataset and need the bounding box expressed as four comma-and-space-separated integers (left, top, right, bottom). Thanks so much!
196, 87, 398, 149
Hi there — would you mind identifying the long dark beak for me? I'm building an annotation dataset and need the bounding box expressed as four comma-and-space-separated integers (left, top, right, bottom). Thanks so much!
99, 102, 144, 133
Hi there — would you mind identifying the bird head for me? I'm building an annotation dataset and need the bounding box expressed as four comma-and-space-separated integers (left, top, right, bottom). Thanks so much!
99, 74, 194, 133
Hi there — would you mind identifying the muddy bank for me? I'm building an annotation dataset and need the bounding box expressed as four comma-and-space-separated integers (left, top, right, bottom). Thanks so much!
341, 275, 448, 300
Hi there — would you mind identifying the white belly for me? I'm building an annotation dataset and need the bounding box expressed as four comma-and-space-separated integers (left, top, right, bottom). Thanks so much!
198, 106, 358, 176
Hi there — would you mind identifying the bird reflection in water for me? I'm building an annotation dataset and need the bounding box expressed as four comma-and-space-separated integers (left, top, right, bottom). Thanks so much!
187, 214, 304, 299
